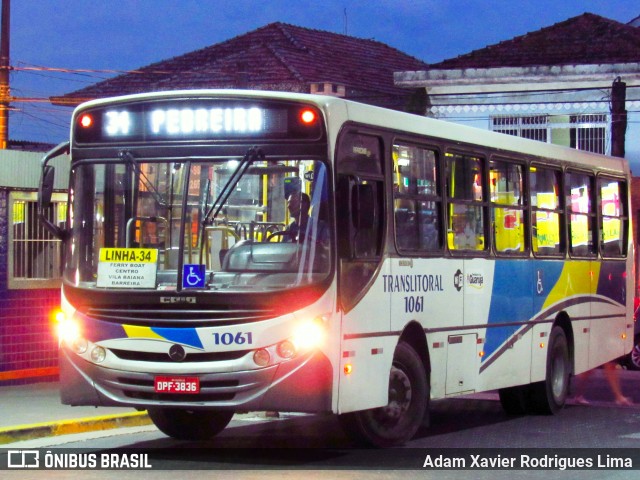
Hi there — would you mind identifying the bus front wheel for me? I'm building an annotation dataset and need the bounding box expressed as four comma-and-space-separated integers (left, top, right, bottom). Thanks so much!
339, 341, 428, 447
528, 326, 570, 414
148, 408, 234, 441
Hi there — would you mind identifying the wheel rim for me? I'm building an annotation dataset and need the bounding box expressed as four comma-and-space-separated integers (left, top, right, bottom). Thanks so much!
551, 345, 567, 400
631, 343, 640, 368
371, 365, 412, 429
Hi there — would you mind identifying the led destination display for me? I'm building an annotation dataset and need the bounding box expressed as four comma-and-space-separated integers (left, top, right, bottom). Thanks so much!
74, 99, 323, 144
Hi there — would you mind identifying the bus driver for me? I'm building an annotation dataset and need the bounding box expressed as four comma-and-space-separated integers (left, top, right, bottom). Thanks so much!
286, 192, 328, 244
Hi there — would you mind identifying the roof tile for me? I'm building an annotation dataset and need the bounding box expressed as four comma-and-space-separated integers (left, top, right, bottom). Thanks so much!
431, 13, 640, 69
53, 22, 429, 110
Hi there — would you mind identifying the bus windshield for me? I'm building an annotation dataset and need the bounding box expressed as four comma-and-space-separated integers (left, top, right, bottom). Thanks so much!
64, 155, 332, 293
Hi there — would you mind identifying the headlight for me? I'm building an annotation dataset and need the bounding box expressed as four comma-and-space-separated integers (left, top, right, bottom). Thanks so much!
91, 346, 106, 363
54, 310, 82, 345
291, 318, 326, 352
253, 349, 271, 367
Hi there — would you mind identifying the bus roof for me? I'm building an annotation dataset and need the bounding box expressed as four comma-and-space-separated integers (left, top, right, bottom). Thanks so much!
74, 89, 629, 176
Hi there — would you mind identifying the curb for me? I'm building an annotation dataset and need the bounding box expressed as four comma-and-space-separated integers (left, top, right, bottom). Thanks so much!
0, 412, 151, 445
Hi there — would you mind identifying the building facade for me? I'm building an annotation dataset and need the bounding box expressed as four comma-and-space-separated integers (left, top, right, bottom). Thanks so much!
0, 150, 69, 385
395, 14, 640, 172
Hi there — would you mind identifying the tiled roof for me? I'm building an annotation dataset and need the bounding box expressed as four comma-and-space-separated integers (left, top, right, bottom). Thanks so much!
431, 13, 640, 69
52, 22, 429, 110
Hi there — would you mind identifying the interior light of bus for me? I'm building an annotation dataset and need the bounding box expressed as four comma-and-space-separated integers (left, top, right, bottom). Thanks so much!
253, 349, 271, 367
300, 109, 316, 125
227, 159, 240, 169
344, 364, 353, 375
79, 114, 93, 128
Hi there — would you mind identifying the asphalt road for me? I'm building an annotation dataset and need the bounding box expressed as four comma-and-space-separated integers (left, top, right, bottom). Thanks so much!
2, 368, 640, 479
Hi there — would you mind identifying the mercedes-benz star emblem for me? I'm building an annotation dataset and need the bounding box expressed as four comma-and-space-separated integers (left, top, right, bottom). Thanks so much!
169, 344, 187, 362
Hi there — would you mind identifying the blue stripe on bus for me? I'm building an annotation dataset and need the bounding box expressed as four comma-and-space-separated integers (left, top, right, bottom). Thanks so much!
150, 327, 204, 350
483, 260, 564, 362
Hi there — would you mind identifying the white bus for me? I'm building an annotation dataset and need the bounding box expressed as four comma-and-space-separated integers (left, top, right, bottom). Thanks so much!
39, 90, 634, 447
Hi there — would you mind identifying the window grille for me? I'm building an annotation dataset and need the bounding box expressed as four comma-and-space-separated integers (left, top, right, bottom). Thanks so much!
570, 114, 607, 155
9, 191, 66, 289
492, 115, 549, 142
491, 113, 609, 155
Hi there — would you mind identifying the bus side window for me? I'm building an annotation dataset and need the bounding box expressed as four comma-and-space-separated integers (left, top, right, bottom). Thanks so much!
530, 166, 564, 256
490, 159, 526, 254
446, 152, 486, 252
392, 143, 442, 253
565, 171, 596, 257
598, 177, 627, 258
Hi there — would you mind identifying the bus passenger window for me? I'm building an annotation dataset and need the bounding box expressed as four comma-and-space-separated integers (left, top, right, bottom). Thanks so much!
392, 143, 442, 252
490, 159, 526, 254
446, 152, 486, 252
598, 178, 627, 257
566, 171, 596, 257
530, 166, 563, 256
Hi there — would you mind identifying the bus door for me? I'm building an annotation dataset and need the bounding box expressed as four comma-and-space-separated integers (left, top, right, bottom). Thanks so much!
335, 131, 390, 413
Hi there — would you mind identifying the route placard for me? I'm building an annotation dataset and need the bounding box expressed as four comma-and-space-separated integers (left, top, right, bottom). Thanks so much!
97, 248, 158, 288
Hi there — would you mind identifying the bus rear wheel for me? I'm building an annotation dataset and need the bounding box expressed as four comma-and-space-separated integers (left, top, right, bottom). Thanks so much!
339, 341, 428, 447
528, 326, 570, 414
148, 408, 234, 441
625, 336, 640, 371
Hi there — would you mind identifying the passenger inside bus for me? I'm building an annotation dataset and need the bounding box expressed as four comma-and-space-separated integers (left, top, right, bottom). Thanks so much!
285, 192, 329, 244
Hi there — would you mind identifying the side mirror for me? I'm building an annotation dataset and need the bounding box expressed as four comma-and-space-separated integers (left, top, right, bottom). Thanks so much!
38, 142, 70, 239
38, 165, 55, 210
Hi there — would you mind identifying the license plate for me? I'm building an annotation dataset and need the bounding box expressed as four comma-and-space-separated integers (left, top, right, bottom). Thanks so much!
154, 376, 200, 394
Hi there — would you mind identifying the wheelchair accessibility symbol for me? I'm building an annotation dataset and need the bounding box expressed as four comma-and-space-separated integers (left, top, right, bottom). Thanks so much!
183, 264, 206, 289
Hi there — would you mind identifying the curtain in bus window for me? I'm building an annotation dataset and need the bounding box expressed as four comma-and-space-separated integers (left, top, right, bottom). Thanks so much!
599, 178, 626, 257
530, 166, 563, 256
490, 160, 525, 253
446, 152, 485, 251
566, 171, 596, 256
393, 143, 441, 252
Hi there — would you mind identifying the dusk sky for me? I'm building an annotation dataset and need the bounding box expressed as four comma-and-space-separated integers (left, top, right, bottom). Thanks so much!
6, 0, 639, 144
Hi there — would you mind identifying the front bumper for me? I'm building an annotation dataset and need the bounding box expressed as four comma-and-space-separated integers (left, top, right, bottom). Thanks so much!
59, 345, 333, 413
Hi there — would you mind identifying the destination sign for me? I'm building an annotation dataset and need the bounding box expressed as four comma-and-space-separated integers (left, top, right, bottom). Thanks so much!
97, 248, 158, 289
74, 99, 323, 144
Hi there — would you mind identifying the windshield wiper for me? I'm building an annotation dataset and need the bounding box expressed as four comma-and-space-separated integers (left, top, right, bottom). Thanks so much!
118, 150, 167, 207
202, 147, 265, 226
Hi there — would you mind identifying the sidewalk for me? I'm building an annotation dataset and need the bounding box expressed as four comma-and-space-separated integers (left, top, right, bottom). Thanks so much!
0, 382, 151, 444
1, 369, 637, 445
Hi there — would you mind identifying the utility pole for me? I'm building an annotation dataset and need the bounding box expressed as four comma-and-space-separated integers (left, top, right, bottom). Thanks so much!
610, 77, 627, 159
0, 0, 9, 149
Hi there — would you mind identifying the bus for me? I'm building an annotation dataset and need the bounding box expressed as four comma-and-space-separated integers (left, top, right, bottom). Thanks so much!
38, 90, 634, 447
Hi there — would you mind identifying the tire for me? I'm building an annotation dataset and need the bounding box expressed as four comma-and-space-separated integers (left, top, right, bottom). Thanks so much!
626, 336, 640, 371
339, 341, 428, 447
527, 326, 571, 414
148, 408, 234, 441
498, 385, 528, 415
